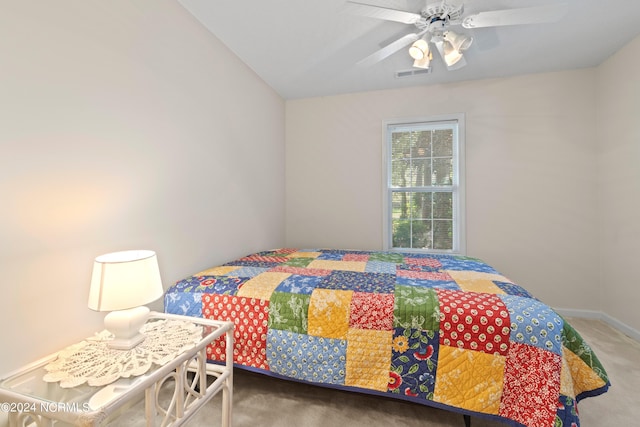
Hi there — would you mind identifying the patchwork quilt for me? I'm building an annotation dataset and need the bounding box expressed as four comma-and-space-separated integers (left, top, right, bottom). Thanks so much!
164, 249, 610, 427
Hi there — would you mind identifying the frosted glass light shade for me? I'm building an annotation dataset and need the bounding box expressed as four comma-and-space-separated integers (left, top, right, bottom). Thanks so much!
443, 40, 464, 67
413, 53, 431, 69
444, 31, 473, 52
409, 38, 429, 60
88, 250, 163, 311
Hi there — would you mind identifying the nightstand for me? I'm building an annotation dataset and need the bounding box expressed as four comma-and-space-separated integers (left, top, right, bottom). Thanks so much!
0, 312, 233, 427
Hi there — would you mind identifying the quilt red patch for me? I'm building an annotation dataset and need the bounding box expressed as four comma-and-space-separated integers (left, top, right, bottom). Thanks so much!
404, 257, 442, 269
349, 292, 394, 331
203, 294, 269, 370
437, 289, 510, 356
343, 253, 370, 262
499, 342, 563, 427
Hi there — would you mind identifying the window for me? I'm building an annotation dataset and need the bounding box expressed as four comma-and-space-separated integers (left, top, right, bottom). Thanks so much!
383, 115, 465, 254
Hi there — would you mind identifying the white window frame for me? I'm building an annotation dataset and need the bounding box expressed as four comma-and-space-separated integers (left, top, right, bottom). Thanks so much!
382, 113, 466, 254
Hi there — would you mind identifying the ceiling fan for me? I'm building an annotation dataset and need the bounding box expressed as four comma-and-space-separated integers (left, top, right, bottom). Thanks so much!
346, 0, 568, 71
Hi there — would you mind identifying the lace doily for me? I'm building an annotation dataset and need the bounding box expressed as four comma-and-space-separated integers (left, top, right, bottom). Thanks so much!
43, 320, 203, 388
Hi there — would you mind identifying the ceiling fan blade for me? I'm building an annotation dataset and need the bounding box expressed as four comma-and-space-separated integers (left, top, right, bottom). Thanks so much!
357, 33, 420, 67
462, 3, 568, 29
344, 1, 421, 25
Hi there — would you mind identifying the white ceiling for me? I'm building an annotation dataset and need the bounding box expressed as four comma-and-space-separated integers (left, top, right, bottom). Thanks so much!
178, 0, 640, 99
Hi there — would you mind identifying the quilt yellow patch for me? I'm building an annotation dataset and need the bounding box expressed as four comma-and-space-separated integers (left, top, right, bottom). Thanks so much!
446, 271, 508, 294
196, 266, 240, 276
434, 346, 505, 414
236, 272, 290, 300
307, 260, 367, 272
559, 347, 576, 399
286, 251, 322, 258
563, 346, 608, 396
345, 329, 392, 392
308, 289, 352, 339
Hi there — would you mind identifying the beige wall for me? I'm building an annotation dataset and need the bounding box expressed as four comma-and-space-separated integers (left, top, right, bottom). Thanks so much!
0, 0, 285, 374
286, 70, 601, 311
597, 35, 640, 333
2, 1, 638, 385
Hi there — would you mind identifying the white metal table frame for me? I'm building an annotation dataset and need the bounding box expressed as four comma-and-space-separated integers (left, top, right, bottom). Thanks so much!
0, 311, 234, 427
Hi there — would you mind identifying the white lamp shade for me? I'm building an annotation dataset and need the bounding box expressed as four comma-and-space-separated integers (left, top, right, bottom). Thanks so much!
443, 40, 464, 67
413, 53, 431, 69
408, 38, 429, 60
88, 250, 163, 312
444, 31, 473, 53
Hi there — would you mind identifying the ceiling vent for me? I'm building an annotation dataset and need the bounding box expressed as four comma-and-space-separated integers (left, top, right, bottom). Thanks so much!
395, 68, 432, 78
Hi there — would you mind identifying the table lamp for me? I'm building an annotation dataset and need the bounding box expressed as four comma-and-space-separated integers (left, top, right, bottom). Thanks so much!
88, 250, 164, 350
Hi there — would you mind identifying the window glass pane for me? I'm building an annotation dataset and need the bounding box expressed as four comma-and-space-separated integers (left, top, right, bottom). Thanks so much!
433, 220, 453, 250
391, 192, 409, 220
391, 133, 412, 158
412, 219, 432, 249
392, 219, 411, 248
410, 158, 431, 187
411, 192, 432, 219
412, 131, 432, 158
391, 159, 410, 187
433, 192, 453, 219
433, 158, 453, 186
432, 129, 453, 157
391, 132, 410, 188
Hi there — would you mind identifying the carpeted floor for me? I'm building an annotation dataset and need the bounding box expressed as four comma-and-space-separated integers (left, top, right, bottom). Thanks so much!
115, 317, 639, 427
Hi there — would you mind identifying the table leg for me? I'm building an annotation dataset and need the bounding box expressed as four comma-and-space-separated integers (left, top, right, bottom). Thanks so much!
145, 383, 157, 427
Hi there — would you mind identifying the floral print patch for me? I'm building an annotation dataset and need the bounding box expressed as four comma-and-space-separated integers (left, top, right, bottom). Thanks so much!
318, 270, 396, 294
203, 294, 269, 369
389, 327, 439, 400
394, 286, 440, 331
499, 342, 562, 427
349, 292, 394, 331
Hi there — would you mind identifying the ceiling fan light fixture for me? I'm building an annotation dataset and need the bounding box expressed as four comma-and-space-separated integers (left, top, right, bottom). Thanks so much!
408, 38, 429, 60
413, 51, 432, 69
444, 31, 473, 52
348, 0, 571, 76
443, 40, 464, 67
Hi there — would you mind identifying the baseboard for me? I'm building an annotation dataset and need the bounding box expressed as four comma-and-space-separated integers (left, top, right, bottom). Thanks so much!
554, 308, 640, 342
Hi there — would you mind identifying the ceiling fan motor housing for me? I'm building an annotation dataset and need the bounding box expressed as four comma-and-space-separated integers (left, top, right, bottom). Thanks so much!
415, 2, 464, 32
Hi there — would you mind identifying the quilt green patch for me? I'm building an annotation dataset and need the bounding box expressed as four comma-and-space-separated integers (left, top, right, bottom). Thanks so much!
370, 252, 405, 264
283, 257, 315, 268
269, 291, 311, 334
394, 286, 440, 331
562, 320, 609, 384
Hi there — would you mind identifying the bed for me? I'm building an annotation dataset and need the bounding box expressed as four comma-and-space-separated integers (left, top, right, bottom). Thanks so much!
164, 248, 610, 427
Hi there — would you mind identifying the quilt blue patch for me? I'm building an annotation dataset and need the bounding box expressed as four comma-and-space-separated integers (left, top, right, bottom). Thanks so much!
266, 329, 347, 385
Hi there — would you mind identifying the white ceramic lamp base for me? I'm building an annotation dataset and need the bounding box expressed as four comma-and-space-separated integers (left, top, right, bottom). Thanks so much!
104, 306, 150, 350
